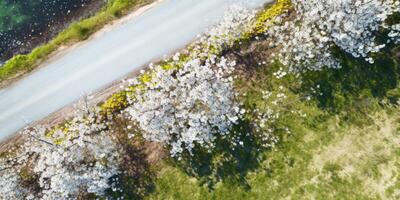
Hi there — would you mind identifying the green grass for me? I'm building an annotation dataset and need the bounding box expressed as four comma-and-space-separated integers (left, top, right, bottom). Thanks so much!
146, 75, 400, 200
147, 107, 400, 199
144, 34, 400, 199
0, 0, 154, 84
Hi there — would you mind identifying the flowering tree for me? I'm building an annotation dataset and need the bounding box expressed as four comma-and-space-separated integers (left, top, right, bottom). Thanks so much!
0, 4, 262, 197
189, 5, 256, 58
389, 24, 400, 44
0, 108, 121, 199
0, 168, 27, 199
266, 0, 400, 71
124, 5, 258, 157
126, 57, 241, 157
29, 125, 119, 199
5, 1, 399, 198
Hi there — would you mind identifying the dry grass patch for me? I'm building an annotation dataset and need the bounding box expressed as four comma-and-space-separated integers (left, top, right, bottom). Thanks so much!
310, 111, 400, 199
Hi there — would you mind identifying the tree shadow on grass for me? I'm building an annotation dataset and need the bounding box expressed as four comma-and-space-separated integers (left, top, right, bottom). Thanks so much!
299, 44, 400, 123
105, 115, 166, 200
172, 120, 264, 190
299, 13, 400, 111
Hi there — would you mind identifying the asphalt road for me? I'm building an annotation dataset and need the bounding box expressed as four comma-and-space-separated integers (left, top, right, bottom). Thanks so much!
0, 0, 271, 140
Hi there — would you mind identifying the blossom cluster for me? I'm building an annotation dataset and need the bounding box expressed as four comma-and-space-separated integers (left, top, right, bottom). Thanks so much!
251, 87, 288, 148
0, 108, 120, 199
266, 0, 400, 71
389, 24, 400, 44
190, 5, 256, 58
0, 4, 262, 198
125, 56, 241, 157
0, 167, 27, 199
122, 4, 264, 157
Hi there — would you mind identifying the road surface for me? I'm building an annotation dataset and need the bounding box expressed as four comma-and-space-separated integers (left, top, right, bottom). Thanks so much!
0, 0, 271, 140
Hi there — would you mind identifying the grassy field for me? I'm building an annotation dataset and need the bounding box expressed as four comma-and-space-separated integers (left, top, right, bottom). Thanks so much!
143, 37, 400, 199
147, 110, 400, 199
0, 0, 154, 85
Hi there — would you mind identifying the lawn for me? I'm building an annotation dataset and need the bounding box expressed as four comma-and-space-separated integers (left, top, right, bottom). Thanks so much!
144, 37, 400, 200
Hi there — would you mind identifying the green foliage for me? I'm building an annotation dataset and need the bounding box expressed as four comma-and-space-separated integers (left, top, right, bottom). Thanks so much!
0, 1, 27, 32
387, 87, 400, 104
251, 0, 292, 34
100, 90, 130, 116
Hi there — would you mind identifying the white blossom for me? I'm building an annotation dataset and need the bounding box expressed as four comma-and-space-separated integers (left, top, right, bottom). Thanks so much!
266, 0, 400, 71
24, 114, 120, 199
125, 57, 240, 157
389, 24, 400, 44
0, 168, 27, 199
0, 108, 121, 200
189, 5, 256, 58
